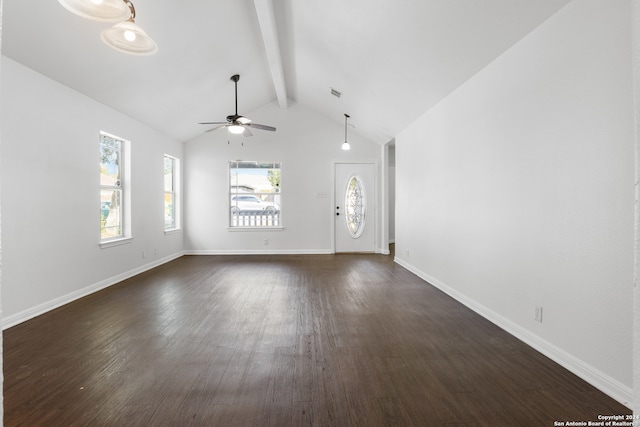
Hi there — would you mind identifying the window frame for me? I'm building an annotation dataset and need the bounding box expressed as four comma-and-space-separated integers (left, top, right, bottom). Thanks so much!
164, 154, 181, 232
228, 160, 283, 230
99, 131, 132, 247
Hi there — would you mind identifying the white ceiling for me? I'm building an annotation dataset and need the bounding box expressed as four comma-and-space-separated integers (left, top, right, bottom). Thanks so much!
2, 0, 572, 144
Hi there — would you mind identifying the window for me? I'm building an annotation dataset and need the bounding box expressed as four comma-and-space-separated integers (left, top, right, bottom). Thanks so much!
229, 161, 281, 228
164, 155, 180, 231
100, 132, 131, 244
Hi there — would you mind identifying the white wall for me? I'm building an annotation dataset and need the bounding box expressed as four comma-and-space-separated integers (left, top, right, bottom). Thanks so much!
184, 101, 382, 254
1, 2, 5, 422
1, 56, 185, 326
388, 145, 396, 243
633, 0, 640, 418
395, 0, 634, 406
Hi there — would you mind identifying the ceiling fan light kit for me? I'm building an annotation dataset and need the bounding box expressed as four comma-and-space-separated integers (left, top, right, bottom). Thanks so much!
59, 0, 157, 56
199, 74, 277, 138
342, 113, 351, 151
228, 125, 245, 135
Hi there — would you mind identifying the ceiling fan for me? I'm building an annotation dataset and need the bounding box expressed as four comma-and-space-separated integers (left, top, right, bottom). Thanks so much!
199, 74, 276, 137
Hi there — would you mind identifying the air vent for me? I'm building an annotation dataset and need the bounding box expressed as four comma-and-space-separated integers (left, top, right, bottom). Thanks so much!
330, 87, 342, 98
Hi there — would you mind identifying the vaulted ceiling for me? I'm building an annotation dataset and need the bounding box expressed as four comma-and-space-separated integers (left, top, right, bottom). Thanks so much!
2, 0, 572, 145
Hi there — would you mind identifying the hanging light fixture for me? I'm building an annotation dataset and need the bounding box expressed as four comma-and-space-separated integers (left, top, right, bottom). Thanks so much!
341, 113, 351, 151
58, 0, 131, 23
101, 1, 158, 56
59, 0, 157, 55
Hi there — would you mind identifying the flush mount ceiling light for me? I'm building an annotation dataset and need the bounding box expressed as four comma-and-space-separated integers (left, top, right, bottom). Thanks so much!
58, 0, 131, 22
59, 0, 157, 56
342, 113, 351, 151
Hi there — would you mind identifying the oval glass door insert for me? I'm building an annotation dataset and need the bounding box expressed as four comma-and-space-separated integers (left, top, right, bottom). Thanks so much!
345, 175, 366, 238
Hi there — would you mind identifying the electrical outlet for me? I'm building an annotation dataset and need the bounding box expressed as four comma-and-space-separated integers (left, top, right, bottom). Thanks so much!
535, 306, 543, 323
142, 251, 147, 259
264, 239, 269, 245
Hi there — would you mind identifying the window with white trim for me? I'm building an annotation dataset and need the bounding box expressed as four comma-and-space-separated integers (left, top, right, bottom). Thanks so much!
164, 155, 180, 230
100, 132, 131, 243
229, 161, 281, 228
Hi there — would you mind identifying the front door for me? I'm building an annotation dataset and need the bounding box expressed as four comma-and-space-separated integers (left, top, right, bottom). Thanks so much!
335, 163, 375, 253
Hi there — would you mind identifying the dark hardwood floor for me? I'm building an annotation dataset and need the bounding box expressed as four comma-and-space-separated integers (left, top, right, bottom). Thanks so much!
4, 252, 630, 426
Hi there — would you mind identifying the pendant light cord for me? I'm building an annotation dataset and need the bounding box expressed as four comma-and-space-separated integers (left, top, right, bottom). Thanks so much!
344, 113, 350, 142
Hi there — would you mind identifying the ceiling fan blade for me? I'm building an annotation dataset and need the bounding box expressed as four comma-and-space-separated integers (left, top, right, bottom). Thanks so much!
200, 75, 275, 137
247, 123, 276, 131
205, 124, 227, 133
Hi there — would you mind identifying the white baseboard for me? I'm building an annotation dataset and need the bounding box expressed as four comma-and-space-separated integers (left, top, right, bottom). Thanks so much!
185, 249, 334, 255
1, 251, 186, 330
186, 249, 391, 255
394, 256, 633, 409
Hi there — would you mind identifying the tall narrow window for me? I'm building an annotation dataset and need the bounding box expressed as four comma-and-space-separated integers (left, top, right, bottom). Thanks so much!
100, 132, 130, 244
229, 161, 281, 228
164, 155, 180, 230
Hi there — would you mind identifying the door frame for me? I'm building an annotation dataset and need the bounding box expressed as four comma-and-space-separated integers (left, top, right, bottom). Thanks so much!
332, 160, 379, 253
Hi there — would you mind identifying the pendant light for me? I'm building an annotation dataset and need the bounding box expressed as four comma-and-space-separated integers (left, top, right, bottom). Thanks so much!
58, 0, 131, 23
341, 113, 351, 151
101, 1, 158, 56
59, 0, 157, 56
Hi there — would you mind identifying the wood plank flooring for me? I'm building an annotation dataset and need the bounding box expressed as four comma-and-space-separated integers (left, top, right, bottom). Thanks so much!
4, 252, 630, 426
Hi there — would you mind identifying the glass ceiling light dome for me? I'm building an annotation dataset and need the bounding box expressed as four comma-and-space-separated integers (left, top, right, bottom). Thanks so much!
228, 125, 245, 135
58, 0, 132, 23
59, 0, 157, 56
101, 19, 158, 56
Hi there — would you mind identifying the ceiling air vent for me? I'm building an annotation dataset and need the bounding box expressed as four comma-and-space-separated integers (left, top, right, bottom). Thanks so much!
330, 87, 342, 98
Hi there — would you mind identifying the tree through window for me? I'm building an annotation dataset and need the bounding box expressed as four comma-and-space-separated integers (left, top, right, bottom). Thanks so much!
164, 155, 180, 230
100, 132, 130, 242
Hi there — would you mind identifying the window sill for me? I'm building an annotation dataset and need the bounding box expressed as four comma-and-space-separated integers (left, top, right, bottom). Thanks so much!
99, 236, 133, 249
164, 228, 182, 235
227, 227, 284, 232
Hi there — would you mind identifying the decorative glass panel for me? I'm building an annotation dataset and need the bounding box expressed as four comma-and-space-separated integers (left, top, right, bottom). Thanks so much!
345, 175, 366, 238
